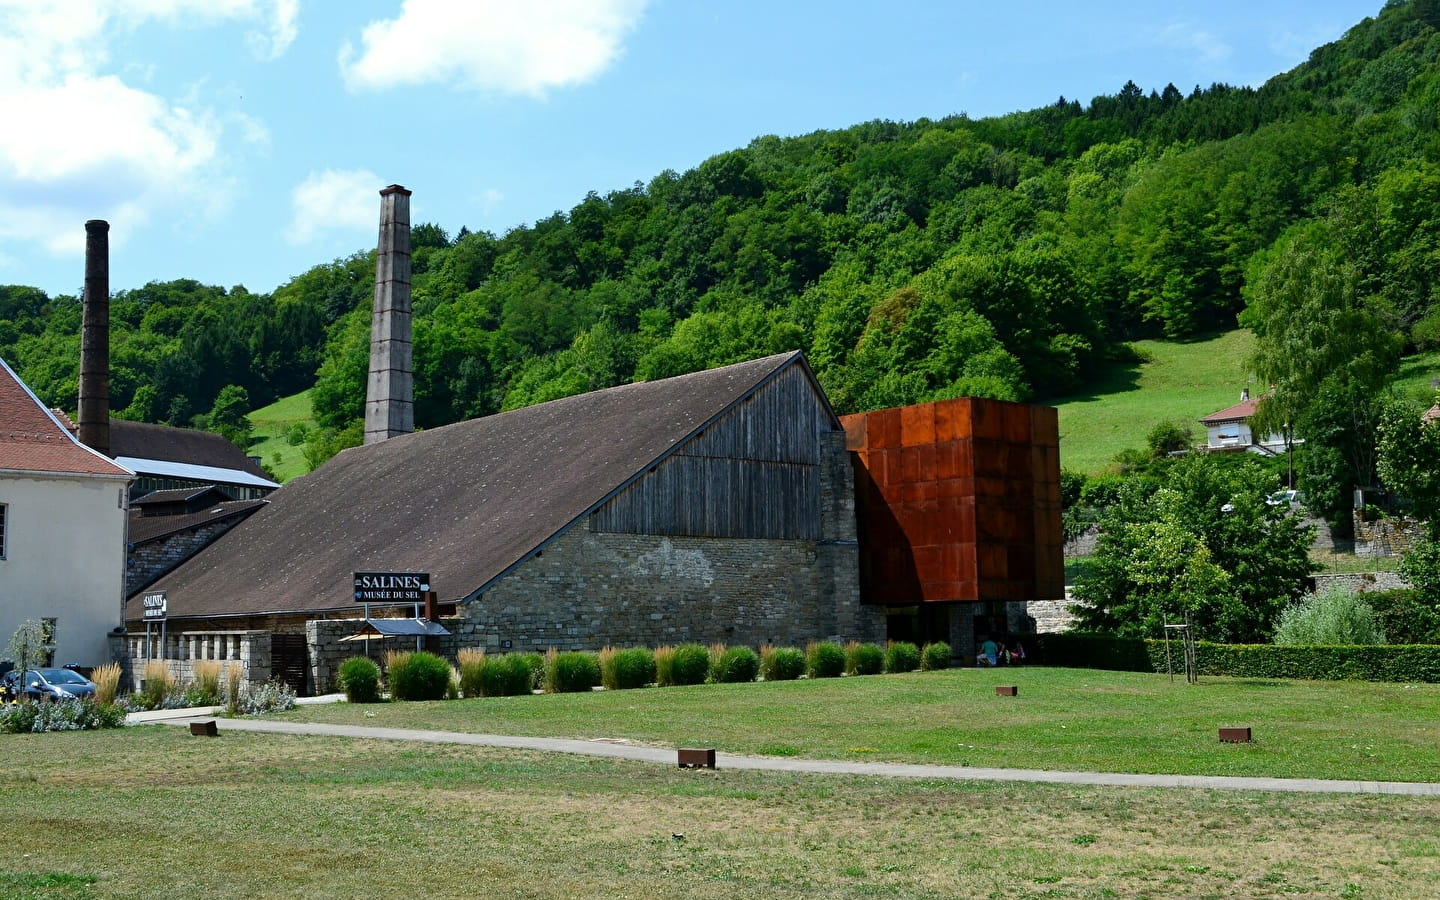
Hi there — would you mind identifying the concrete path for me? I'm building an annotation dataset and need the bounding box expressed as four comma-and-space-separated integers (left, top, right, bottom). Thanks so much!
145, 713, 1440, 797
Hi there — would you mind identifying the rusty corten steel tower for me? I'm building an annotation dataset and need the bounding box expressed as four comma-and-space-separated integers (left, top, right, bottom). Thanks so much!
364, 184, 414, 445
77, 219, 110, 454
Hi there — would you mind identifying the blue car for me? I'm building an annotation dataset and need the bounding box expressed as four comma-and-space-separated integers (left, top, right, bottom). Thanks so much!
1, 668, 97, 702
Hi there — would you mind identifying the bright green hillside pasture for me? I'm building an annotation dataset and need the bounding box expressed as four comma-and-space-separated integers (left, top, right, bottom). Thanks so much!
1053, 331, 1440, 476
286, 666, 1440, 783
2, 668, 1439, 899
245, 389, 312, 482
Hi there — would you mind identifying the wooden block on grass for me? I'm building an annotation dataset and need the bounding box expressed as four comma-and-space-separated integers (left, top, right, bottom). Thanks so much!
677, 748, 716, 769
995, 685, 1018, 697
1219, 727, 1252, 743
189, 719, 218, 737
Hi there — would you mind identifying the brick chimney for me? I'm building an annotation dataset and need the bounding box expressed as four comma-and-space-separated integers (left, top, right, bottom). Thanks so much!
77, 219, 110, 454
363, 185, 414, 444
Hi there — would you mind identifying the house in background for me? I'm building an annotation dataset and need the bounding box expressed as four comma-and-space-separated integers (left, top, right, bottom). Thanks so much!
1199, 389, 1292, 456
0, 356, 132, 667
125, 486, 268, 595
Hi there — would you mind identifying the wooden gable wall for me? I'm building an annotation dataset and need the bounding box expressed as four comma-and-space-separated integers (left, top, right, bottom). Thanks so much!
590, 361, 836, 540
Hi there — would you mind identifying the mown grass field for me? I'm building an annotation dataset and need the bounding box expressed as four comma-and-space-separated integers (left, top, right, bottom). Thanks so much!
245, 390, 313, 483
281, 667, 1440, 783
3, 725, 1437, 899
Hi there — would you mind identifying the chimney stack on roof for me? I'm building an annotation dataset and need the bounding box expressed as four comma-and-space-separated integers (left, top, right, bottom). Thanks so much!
364, 184, 415, 445
78, 219, 110, 455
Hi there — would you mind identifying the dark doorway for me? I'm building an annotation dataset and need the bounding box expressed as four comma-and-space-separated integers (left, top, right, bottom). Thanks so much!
270, 633, 309, 696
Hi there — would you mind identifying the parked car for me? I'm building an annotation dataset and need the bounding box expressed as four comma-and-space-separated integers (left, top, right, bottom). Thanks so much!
1, 668, 97, 702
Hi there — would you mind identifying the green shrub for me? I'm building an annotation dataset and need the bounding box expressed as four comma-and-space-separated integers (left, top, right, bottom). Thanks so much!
711, 646, 761, 683
0, 703, 37, 733
388, 651, 451, 701
1273, 584, 1386, 645
653, 645, 677, 687
884, 641, 921, 673
1364, 589, 1440, 644
669, 643, 711, 686
544, 650, 601, 693
481, 654, 536, 696
760, 645, 806, 681
806, 641, 846, 678
921, 641, 952, 671
845, 641, 885, 676
518, 652, 545, 690
337, 656, 382, 703
600, 647, 656, 690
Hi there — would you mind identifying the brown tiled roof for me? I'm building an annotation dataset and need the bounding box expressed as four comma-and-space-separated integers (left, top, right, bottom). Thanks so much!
128, 352, 806, 621
127, 499, 268, 544
0, 357, 131, 478
109, 419, 271, 479
1200, 397, 1261, 425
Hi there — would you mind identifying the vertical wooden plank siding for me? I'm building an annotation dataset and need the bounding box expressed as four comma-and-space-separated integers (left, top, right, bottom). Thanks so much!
591, 364, 833, 539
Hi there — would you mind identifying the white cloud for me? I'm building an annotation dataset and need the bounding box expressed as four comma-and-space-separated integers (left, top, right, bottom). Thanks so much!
0, 1, 294, 264
287, 169, 383, 245
1156, 23, 1232, 67
340, 0, 649, 97
477, 187, 504, 215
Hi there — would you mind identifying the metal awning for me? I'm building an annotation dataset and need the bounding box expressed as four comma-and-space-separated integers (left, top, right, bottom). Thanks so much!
339, 618, 452, 641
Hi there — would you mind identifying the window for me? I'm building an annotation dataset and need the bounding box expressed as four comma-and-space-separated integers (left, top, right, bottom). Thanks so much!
0, 502, 6, 559
41, 618, 56, 667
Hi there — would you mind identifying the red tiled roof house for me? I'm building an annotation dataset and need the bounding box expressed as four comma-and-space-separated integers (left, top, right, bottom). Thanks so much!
0, 356, 132, 666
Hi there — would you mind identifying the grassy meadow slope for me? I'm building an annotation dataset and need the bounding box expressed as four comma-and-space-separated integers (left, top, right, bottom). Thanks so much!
246, 390, 314, 483
1054, 330, 1256, 475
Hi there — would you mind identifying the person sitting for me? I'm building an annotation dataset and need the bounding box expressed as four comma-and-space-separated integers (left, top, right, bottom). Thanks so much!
977, 637, 1000, 666
1009, 641, 1026, 665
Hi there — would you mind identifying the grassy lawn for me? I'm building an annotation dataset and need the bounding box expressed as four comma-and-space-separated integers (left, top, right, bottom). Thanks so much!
0, 725, 1436, 899
246, 390, 313, 483
279, 667, 1440, 783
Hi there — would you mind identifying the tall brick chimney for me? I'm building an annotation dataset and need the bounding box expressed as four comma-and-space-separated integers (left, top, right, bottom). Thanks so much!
77, 219, 110, 454
363, 185, 414, 444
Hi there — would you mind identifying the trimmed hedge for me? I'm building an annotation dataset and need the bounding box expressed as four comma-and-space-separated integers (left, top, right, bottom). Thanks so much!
920, 641, 951, 671
1034, 632, 1440, 682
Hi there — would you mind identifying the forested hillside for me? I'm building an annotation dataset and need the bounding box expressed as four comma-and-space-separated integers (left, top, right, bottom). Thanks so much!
3, 1, 1440, 472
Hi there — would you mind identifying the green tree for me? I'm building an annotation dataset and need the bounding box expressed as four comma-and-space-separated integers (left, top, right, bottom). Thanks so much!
5, 620, 49, 689
206, 384, 253, 449
1377, 396, 1440, 538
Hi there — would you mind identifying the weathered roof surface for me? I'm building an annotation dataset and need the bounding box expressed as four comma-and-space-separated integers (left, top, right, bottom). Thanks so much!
128, 352, 807, 620
1200, 396, 1261, 425
127, 499, 268, 544
133, 486, 229, 506
109, 419, 276, 484
0, 357, 131, 478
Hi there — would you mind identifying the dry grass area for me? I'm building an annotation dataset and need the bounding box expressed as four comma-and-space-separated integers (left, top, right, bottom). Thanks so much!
0, 727, 1436, 899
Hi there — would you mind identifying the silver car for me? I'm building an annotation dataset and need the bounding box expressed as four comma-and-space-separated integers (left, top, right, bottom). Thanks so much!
2, 668, 97, 701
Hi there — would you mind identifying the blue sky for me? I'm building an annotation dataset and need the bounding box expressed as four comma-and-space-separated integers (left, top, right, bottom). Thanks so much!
0, 0, 1388, 299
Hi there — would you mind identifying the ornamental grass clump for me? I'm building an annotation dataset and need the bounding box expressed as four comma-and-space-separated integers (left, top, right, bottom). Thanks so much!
189, 660, 223, 706
806, 640, 846, 678
139, 660, 175, 710
224, 663, 243, 715
544, 649, 601, 693
669, 643, 711, 686
457, 647, 487, 698
845, 641, 885, 676
921, 641, 952, 671
885, 640, 921, 673
90, 662, 121, 705
387, 650, 451, 701
600, 646, 656, 690
337, 656, 382, 703
760, 645, 806, 681
711, 646, 761, 683
653, 645, 677, 686
480, 653, 537, 696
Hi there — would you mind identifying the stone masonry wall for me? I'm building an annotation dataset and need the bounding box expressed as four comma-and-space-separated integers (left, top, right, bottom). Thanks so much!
127, 519, 247, 596
114, 630, 271, 692
454, 521, 883, 655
